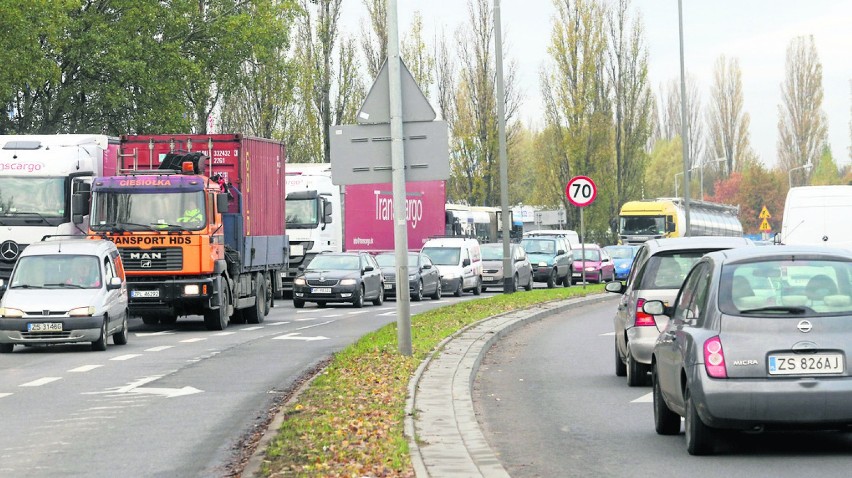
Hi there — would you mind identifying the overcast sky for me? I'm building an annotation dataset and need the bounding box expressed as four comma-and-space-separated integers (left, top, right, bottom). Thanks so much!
339, 1, 851, 169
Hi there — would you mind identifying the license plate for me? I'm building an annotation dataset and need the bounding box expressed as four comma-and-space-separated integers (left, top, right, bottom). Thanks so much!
132, 290, 160, 298
572, 273, 581, 277
768, 353, 844, 375
311, 287, 332, 294
28, 322, 62, 332
384, 283, 393, 290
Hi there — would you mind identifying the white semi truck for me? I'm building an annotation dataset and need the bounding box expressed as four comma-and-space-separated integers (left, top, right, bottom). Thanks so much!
281, 163, 342, 294
0, 134, 118, 286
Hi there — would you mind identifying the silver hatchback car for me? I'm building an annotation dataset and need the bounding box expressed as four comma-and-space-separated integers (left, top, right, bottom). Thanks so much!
647, 246, 852, 455
605, 236, 753, 386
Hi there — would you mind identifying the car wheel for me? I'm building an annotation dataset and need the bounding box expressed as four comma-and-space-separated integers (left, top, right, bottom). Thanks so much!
91, 318, 108, 351
112, 312, 129, 345
454, 280, 463, 297
514, 274, 520, 292
353, 286, 365, 308
626, 350, 649, 386
0, 343, 14, 353
562, 271, 571, 287
546, 269, 556, 288
412, 280, 423, 301
293, 299, 305, 309
431, 281, 442, 300
373, 285, 384, 306
614, 337, 626, 377
525, 275, 533, 291
653, 365, 680, 435
685, 388, 716, 455
317, 301, 327, 308
472, 276, 482, 295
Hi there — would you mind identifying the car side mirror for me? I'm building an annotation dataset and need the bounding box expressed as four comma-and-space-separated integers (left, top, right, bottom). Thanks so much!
422, 263, 432, 270
298, 265, 305, 271
363, 265, 374, 273
462, 258, 471, 267
557, 249, 566, 255
0, 279, 6, 292
602, 257, 610, 262
604, 281, 624, 294
107, 277, 123, 290
643, 300, 672, 317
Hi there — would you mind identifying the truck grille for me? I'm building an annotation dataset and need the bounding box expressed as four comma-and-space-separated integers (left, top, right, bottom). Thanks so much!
120, 248, 183, 271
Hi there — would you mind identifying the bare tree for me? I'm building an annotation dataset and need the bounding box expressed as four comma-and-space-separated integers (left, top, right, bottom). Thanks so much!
660, 75, 703, 169
401, 12, 435, 99
777, 35, 828, 174
360, 0, 387, 79
706, 55, 754, 174
434, 29, 456, 123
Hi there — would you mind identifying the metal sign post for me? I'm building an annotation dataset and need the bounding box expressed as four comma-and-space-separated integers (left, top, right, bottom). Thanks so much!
566, 176, 598, 289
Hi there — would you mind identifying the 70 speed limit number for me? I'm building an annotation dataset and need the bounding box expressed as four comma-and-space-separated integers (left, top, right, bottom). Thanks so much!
565, 176, 597, 208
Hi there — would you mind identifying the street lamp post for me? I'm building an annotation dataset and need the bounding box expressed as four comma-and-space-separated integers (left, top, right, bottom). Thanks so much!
788, 162, 813, 188
699, 157, 728, 199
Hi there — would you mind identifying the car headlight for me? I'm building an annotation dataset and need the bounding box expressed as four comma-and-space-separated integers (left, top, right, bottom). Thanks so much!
340, 279, 357, 286
0, 307, 24, 318
538, 261, 549, 267
68, 306, 95, 317
408, 274, 417, 280
585, 266, 596, 272
294, 277, 306, 286
442, 271, 461, 280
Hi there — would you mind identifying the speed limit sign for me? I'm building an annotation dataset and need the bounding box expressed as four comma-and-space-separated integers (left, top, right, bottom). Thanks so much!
565, 176, 597, 208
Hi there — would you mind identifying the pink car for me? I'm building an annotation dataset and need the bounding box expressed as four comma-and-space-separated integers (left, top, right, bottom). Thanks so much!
571, 244, 615, 284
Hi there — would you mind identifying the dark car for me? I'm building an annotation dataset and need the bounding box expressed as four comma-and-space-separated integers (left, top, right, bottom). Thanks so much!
479, 243, 533, 292
375, 252, 442, 301
520, 236, 573, 288
647, 245, 852, 455
292, 252, 384, 308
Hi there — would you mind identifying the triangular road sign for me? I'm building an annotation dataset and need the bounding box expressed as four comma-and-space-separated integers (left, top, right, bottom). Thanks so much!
357, 58, 436, 124
759, 218, 772, 231
759, 206, 771, 219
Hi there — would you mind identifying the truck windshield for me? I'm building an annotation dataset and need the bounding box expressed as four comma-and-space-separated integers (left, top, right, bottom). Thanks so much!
91, 191, 206, 231
0, 177, 65, 217
620, 215, 665, 235
286, 198, 318, 227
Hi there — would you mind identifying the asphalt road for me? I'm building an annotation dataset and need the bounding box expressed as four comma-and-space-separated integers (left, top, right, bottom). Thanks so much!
0, 292, 479, 477
474, 297, 852, 478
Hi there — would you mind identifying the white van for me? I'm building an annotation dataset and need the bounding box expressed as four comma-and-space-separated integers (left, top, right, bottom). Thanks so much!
523, 229, 580, 249
0, 238, 129, 353
421, 237, 483, 296
780, 185, 852, 248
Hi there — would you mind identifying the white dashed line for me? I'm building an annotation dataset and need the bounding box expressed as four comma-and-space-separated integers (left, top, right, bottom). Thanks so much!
211, 332, 236, 336
322, 314, 343, 318
379, 312, 395, 316
632, 393, 653, 403
295, 317, 317, 322
145, 345, 174, 352
0, 393, 12, 398
378, 307, 394, 311
180, 338, 207, 343
110, 354, 142, 361
69, 365, 104, 373
21, 377, 62, 387
600, 332, 616, 336
295, 310, 317, 314
347, 311, 369, 315
240, 326, 264, 331
268, 321, 290, 326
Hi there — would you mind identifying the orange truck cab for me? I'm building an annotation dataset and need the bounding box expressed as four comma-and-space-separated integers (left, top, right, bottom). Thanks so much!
89, 135, 288, 330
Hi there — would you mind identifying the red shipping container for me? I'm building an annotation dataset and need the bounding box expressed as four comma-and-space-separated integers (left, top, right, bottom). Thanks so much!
119, 134, 286, 237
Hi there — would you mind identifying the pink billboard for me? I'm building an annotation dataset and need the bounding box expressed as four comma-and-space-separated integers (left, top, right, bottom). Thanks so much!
344, 180, 446, 251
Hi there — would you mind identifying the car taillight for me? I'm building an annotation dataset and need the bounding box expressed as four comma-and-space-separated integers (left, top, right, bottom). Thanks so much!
635, 298, 656, 326
704, 336, 727, 378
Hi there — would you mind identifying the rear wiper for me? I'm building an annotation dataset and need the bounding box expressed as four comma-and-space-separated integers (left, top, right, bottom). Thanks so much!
740, 306, 807, 314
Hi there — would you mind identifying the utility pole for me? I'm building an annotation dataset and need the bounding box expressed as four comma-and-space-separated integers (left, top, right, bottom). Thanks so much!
494, 0, 513, 293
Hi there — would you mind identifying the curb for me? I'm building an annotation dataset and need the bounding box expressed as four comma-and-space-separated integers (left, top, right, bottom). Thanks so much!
406, 292, 616, 477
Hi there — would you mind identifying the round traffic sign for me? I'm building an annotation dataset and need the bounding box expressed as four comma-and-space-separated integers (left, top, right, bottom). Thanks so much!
565, 176, 597, 208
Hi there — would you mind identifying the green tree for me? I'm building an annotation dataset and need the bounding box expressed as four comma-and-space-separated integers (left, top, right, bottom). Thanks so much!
644, 137, 682, 198
810, 145, 840, 185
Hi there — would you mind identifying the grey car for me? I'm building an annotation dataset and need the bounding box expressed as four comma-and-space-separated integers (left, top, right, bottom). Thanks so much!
605, 236, 754, 386
646, 245, 852, 455
375, 252, 441, 301
479, 243, 533, 292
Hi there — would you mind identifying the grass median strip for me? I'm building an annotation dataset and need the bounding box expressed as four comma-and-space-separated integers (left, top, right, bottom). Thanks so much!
260, 285, 605, 477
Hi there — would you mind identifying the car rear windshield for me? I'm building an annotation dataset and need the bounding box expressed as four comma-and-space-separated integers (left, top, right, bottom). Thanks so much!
719, 259, 852, 316
637, 251, 709, 290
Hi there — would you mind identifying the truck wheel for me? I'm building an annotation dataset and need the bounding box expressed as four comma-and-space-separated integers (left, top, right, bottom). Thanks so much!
204, 276, 229, 331
112, 312, 129, 346
91, 318, 108, 351
263, 272, 273, 315
244, 274, 265, 324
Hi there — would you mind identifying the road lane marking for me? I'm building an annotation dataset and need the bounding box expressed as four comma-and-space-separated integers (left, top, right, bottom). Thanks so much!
180, 338, 207, 343
240, 326, 264, 331
211, 332, 236, 336
273, 333, 329, 341
292, 320, 335, 332
379, 312, 395, 316
129, 386, 203, 398
295, 317, 318, 321
347, 310, 369, 315
322, 314, 343, 318
632, 393, 653, 403
600, 332, 616, 336
110, 354, 142, 361
21, 377, 62, 387
145, 345, 174, 352
135, 330, 177, 337
0, 393, 12, 398
69, 365, 103, 373
268, 321, 290, 326
378, 307, 394, 311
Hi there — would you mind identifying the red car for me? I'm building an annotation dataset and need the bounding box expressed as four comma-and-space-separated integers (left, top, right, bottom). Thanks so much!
571, 244, 615, 284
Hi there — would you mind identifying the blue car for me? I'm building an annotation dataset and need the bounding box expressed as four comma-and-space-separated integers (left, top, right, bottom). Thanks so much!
603, 245, 639, 281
